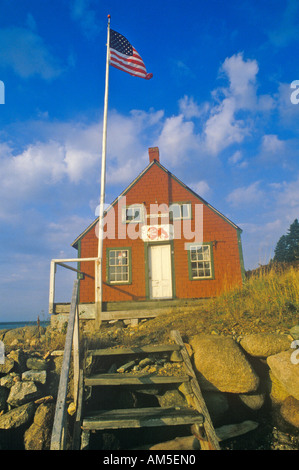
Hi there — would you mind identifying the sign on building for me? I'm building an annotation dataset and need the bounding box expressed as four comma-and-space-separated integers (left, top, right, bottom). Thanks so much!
141, 224, 174, 242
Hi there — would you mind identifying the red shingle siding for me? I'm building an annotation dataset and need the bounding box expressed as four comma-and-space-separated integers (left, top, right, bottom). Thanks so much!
77, 163, 243, 303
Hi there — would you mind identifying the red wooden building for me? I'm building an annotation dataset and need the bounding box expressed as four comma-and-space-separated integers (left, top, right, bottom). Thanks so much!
72, 148, 245, 311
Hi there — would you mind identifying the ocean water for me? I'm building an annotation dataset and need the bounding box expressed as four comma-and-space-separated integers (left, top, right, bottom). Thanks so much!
0, 321, 50, 330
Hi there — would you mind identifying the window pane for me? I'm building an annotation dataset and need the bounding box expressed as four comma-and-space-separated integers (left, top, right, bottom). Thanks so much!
190, 244, 212, 279
171, 204, 181, 219
109, 249, 130, 283
125, 206, 142, 222
182, 204, 190, 218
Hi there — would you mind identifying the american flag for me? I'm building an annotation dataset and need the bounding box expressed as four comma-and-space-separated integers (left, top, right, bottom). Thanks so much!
109, 29, 153, 80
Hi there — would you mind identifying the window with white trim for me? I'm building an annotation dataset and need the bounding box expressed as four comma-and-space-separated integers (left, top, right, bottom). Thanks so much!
107, 249, 131, 283
122, 204, 144, 223
188, 244, 213, 279
170, 203, 191, 220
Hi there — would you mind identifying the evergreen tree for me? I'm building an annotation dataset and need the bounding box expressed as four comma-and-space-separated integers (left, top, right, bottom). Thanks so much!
274, 235, 288, 262
287, 219, 299, 261
273, 219, 299, 262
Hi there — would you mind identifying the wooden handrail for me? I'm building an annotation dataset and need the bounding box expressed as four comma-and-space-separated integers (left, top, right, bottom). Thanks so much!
50, 280, 80, 450
49, 257, 98, 314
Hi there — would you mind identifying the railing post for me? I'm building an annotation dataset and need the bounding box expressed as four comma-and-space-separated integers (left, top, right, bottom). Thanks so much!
95, 258, 102, 328
73, 303, 80, 407
49, 260, 56, 315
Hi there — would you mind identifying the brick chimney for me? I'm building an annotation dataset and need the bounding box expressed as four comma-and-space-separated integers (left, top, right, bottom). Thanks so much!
148, 147, 160, 163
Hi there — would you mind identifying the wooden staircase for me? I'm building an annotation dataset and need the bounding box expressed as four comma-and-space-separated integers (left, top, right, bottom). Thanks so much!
73, 330, 220, 450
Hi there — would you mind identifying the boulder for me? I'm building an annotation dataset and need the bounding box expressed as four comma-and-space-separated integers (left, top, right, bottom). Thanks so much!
0, 373, 20, 389
22, 370, 47, 385
24, 403, 55, 450
190, 335, 259, 393
157, 390, 186, 408
240, 334, 290, 358
238, 392, 266, 411
2, 326, 46, 346
8, 349, 27, 373
7, 381, 41, 407
0, 402, 35, 429
267, 350, 299, 400
269, 371, 290, 405
0, 357, 15, 374
280, 396, 299, 428
26, 357, 48, 371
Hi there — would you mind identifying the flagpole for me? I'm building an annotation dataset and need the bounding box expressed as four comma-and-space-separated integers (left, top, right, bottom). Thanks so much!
96, 14, 111, 327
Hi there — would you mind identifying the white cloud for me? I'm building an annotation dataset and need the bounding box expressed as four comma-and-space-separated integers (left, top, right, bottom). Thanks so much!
203, 53, 260, 155
0, 27, 63, 79
228, 150, 248, 169
46, 214, 93, 250
203, 52, 275, 156
204, 97, 248, 154
189, 180, 211, 198
226, 181, 264, 207
157, 114, 200, 165
178, 95, 209, 119
0, 108, 168, 220
220, 52, 259, 110
274, 175, 299, 212
261, 134, 285, 154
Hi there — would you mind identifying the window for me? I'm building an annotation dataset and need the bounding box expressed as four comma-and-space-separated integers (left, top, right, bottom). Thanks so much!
170, 203, 191, 220
122, 204, 144, 223
188, 243, 214, 280
107, 248, 131, 284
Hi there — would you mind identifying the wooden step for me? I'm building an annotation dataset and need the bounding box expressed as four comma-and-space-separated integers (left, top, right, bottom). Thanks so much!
82, 406, 204, 431
85, 373, 189, 387
87, 344, 180, 357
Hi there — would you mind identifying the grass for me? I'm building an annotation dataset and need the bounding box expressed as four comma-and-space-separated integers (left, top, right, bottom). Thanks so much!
90, 263, 299, 347
209, 263, 299, 326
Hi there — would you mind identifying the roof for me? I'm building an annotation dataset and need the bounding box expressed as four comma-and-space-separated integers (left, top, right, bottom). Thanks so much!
72, 159, 242, 249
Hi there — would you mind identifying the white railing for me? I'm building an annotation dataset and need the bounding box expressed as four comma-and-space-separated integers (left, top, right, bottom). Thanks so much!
49, 258, 98, 315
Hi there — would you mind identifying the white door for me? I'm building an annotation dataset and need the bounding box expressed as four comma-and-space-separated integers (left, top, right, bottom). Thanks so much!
148, 244, 172, 299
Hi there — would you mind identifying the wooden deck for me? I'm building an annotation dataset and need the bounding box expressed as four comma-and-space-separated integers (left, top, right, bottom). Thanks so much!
51, 298, 208, 326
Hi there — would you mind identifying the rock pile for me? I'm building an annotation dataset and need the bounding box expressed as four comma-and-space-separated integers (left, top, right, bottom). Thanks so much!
189, 331, 299, 432
0, 326, 64, 450
0, 323, 298, 450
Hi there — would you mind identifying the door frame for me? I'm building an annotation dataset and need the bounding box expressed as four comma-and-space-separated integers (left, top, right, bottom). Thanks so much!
144, 240, 176, 300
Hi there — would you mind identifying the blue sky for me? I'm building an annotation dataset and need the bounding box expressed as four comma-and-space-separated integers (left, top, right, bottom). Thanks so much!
0, 0, 298, 321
